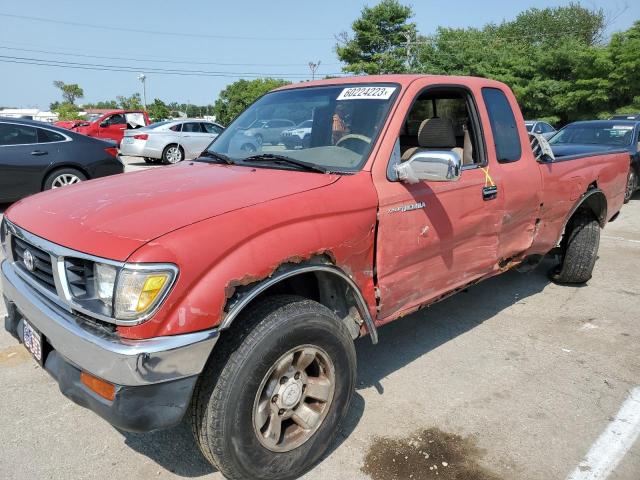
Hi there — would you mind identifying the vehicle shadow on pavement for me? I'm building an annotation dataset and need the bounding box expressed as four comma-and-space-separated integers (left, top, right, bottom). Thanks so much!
354, 260, 554, 393
119, 420, 216, 476
118, 391, 365, 477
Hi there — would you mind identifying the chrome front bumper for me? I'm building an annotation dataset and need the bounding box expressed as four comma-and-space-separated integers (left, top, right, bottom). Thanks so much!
1, 259, 218, 386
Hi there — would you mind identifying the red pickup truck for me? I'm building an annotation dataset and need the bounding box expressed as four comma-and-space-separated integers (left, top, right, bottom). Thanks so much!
1, 75, 629, 480
55, 109, 150, 145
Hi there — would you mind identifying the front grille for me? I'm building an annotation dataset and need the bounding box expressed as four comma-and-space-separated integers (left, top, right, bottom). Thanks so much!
65, 257, 95, 299
12, 237, 56, 291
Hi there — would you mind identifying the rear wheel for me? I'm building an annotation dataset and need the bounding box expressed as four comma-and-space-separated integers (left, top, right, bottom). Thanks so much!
550, 212, 600, 284
190, 295, 356, 480
162, 144, 184, 164
44, 168, 87, 190
624, 168, 637, 203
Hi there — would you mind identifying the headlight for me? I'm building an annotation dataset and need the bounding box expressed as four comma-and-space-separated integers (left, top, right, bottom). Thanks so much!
88, 262, 177, 322
115, 268, 174, 320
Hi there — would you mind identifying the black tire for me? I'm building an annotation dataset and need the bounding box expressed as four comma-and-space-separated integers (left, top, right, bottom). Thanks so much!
161, 144, 184, 164
43, 168, 87, 190
190, 295, 356, 480
624, 168, 637, 204
550, 212, 600, 284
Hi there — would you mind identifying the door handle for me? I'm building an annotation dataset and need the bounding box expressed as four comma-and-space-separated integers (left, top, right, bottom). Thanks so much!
30, 150, 48, 156
482, 185, 498, 200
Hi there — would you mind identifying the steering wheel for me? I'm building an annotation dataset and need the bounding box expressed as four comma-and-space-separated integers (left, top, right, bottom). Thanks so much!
335, 134, 371, 154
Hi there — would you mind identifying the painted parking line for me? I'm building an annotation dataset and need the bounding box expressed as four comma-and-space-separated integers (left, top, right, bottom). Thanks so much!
566, 387, 640, 480
602, 235, 640, 245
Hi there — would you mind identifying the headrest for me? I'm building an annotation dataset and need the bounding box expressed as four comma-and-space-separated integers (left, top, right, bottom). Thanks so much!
418, 118, 457, 148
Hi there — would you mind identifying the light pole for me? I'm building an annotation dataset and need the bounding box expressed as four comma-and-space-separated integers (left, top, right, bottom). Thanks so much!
138, 73, 147, 110
308, 60, 321, 81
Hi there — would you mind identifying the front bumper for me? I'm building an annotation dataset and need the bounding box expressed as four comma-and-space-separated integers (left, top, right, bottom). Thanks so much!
2, 259, 218, 431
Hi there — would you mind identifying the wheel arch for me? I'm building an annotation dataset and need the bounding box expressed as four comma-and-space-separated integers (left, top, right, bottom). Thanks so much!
221, 257, 378, 344
556, 186, 607, 246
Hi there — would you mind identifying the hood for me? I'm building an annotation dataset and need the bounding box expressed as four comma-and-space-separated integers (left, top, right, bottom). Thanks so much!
551, 143, 625, 157
6, 163, 339, 261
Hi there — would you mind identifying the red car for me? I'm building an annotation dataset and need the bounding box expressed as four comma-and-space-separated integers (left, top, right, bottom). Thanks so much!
55, 110, 150, 145
2, 75, 630, 479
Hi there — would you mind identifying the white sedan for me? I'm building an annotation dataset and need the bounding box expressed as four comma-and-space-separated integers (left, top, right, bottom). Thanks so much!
120, 119, 224, 164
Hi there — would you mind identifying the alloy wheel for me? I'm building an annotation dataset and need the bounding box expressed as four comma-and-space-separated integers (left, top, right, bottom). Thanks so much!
252, 345, 336, 452
51, 174, 82, 188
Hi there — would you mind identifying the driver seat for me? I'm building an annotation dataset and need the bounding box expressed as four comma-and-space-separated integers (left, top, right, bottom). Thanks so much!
401, 118, 463, 162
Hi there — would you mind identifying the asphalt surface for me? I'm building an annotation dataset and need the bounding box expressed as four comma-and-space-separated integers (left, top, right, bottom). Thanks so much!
1, 159, 639, 480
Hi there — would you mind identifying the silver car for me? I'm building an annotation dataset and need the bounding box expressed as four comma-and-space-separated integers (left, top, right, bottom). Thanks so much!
525, 120, 557, 140
120, 119, 224, 164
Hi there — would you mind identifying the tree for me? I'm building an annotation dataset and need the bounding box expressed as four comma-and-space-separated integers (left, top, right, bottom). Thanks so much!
53, 81, 84, 105
212, 78, 290, 126
413, 3, 613, 123
147, 98, 171, 121
82, 100, 118, 109
608, 21, 640, 112
52, 102, 83, 121
335, 0, 417, 74
116, 93, 143, 110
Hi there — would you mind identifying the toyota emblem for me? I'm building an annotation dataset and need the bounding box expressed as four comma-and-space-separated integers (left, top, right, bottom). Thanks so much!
23, 250, 36, 272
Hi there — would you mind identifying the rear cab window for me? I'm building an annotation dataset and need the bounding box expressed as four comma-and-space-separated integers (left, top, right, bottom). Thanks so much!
482, 88, 522, 162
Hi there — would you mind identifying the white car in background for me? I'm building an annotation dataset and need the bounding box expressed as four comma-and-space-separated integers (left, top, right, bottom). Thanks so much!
280, 119, 313, 149
120, 119, 224, 164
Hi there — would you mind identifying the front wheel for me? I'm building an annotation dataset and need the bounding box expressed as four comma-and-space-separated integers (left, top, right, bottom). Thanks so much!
624, 168, 637, 203
190, 295, 356, 480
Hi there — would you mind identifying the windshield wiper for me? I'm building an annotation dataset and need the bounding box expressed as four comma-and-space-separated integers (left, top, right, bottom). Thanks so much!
199, 150, 234, 164
242, 154, 328, 173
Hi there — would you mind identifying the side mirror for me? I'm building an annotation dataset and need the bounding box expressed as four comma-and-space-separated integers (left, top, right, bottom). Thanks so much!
395, 150, 462, 184
99, 121, 109, 128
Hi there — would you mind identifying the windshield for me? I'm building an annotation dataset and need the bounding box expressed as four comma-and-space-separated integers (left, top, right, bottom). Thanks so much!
205, 84, 398, 172
549, 124, 635, 146
84, 114, 101, 123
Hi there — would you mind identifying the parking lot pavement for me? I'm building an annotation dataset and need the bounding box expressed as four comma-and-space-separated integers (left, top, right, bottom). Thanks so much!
1, 194, 639, 480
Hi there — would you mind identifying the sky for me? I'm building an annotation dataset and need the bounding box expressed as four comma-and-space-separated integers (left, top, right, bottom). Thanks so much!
0, 0, 637, 110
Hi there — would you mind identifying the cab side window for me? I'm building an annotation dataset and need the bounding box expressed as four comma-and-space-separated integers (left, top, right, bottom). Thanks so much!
481, 88, 521, 162
399, 89, 484, 167
104, 114, 126, 126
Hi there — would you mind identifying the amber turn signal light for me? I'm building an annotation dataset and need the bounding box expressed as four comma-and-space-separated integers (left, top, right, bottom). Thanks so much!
80, 372, 116, 401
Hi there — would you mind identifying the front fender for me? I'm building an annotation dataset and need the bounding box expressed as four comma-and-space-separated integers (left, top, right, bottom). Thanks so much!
118, 173, 379, 339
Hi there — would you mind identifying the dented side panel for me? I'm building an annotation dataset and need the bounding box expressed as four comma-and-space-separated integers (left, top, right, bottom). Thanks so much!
118, 172, 379, 339
527, 151, 629, 255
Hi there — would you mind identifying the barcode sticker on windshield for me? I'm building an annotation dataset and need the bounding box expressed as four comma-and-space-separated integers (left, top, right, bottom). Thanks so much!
337, 86, 396, 101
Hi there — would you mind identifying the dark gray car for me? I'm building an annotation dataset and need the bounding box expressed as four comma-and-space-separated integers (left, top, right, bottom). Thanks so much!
0, 118, 124, 202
